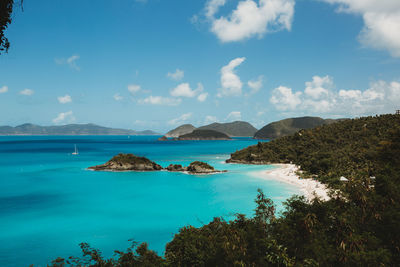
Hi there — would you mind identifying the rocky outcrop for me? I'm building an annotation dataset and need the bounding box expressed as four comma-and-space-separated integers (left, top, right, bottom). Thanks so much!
88, 153, 163, 171
186, 161, 225, 174
158, 136, 168, 141
166, 164, 185, 172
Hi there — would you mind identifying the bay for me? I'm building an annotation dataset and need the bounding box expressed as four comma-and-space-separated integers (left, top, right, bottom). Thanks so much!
0, 136, 299, 266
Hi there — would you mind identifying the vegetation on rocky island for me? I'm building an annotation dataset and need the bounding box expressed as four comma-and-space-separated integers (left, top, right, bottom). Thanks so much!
178, 129, 231, 140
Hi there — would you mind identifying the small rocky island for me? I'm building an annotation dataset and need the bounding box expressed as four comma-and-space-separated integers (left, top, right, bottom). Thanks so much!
89, 153, 225, 174
166, 161, 226, 174
88, 153, 163, 171
178, 129, 231, 140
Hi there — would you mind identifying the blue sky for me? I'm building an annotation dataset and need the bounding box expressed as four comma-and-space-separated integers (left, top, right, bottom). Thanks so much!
1, 0, 400, 132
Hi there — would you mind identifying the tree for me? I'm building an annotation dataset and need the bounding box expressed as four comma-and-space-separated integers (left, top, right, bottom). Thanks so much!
0, 0, 22, 54
0, 0, 13, 54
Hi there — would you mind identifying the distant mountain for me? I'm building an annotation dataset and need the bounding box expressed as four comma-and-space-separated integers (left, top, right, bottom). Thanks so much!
0, 123, 160, 135
178, 129, 231, 140
165, 124, 196, 138
198, 121, 257, 137
254, 117, 345, 139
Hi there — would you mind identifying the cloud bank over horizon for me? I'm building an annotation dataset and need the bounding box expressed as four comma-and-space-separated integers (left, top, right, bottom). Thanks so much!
270, 75, 400, 117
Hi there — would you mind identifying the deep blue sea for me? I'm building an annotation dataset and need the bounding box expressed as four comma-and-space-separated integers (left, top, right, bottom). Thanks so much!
0, 136, 300, 266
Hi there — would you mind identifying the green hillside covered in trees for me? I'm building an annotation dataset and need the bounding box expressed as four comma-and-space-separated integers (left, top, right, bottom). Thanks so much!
229, 114, 400, 186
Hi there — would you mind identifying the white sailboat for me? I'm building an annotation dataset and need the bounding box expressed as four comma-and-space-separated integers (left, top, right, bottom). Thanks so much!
72, 144, 79, 155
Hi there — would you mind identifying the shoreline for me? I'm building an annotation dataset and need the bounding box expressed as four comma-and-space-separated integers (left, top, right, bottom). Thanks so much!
250, 164, 330, 201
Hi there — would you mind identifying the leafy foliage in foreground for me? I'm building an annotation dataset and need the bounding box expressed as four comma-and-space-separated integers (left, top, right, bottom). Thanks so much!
46, 115, 400, 266
229, 114, 400, 186
0, 0, 13, 54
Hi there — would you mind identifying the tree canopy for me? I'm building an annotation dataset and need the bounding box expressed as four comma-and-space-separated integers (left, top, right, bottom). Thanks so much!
0, 0, 14, 54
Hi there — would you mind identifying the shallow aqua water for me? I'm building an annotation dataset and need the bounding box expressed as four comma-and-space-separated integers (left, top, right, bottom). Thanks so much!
0, 136, 299, 266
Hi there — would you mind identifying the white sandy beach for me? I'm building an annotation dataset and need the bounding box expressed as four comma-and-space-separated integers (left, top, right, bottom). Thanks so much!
251, 164, 330, 201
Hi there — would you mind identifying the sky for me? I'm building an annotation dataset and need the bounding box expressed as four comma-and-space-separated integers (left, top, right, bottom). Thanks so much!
1, 0, 400, 132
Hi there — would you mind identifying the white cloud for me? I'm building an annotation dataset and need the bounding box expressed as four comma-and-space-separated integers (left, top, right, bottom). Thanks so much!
52, 111, 75, 124
206, 0, 295, 43
204, 115, 218, 124
205, 0, 227, 18
170, 82, 207, 102
197, 92, 209, 102
113, 93, 123, 101
58, 94, 72, 104
138, 96, 182, 106
168, 113, 193, 125
247, 75, 263, 94
55, 54, 81, 71
270, 75, 335, 113
270, 74, 400, 116
338, 89, 362, 99
227, 111, 242, 121
304, 75, 333, 99
19, 89, 34, 96
167, 69, 184, 81
322, 0, 400, 57
218, 57, 245, 97
0, 86, 8, 94
170, 83, 199, 97
128, 84, 141, 95
270, 86, 302, 110
303, 99, 335, 113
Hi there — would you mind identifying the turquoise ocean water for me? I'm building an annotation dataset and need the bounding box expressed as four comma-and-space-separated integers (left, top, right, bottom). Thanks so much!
0, 136, 300, 266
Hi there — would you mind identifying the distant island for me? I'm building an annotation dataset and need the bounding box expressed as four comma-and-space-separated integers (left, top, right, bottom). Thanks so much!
177, 129, 231, 140
0, 123, 160, 136
159, 121, 257, 141
198, 121, 258, 137
88, 153, 225, 174
253, 116, 346, 139
165, 124, 196, 138
160, 118, 348, 141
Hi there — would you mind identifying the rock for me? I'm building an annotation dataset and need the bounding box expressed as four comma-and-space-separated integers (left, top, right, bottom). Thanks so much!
186, 161, 225, 174
158, 136, 168, 141
166, 164, 185, 172
88, 153, 163, 171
